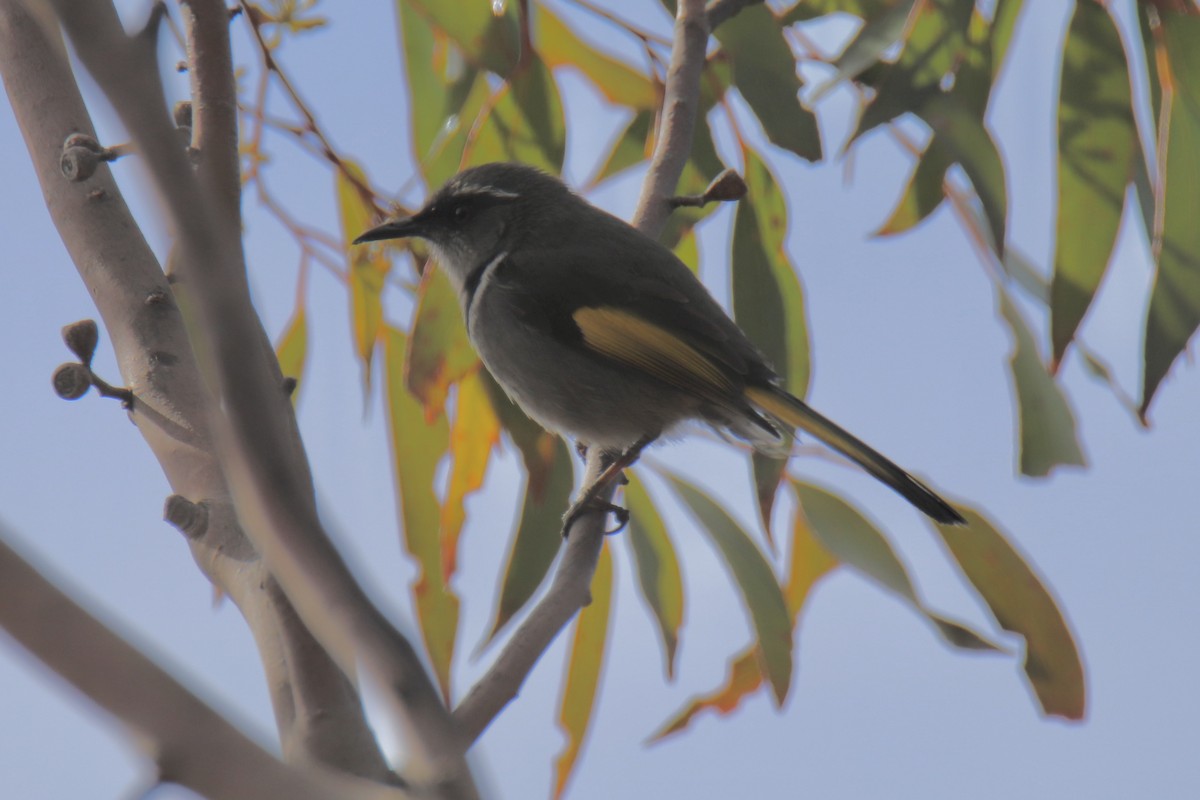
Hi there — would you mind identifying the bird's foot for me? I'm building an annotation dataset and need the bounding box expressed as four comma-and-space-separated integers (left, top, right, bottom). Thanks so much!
561, 498, 629, 538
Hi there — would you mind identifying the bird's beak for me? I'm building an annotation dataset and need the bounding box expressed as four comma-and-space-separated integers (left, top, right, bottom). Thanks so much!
353, 216, 422, 245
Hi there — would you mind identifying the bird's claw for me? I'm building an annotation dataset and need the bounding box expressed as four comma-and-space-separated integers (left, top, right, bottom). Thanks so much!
561, 498, 629, 538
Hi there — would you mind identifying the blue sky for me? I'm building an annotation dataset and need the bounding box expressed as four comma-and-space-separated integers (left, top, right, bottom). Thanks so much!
1, 2, 1197, 798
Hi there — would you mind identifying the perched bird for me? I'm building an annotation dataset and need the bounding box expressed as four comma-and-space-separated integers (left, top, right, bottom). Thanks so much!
355, 163, 964, 532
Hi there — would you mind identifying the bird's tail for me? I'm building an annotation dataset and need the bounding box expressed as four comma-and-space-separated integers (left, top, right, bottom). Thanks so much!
745, 385, 965, 525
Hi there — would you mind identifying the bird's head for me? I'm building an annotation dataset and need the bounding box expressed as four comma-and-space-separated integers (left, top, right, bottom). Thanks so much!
354, 162, 573, 288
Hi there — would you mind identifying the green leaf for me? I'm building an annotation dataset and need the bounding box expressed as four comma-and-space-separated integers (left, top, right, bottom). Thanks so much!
465, 53, 566, 173
1050, 0, 1135, 367
591, 109, 654, 186
732, 148, 811, 534
875, 138, 952, 236
916, 94, 1008, 255
934, 505, 1086, 720
813, 0, 915, 101
666, 473, 793, 705
782, 0, 899, 25
336, 162, 389, 388
407, 266, 478, 414
481, 372, 575, 642
989, 0, 1026, 84
624, 473, 684, 679
793, 480, 997, 651
537, 8, 656, 109
398, 0, 520, 78
414, 68, 482, 187
1002, 246, 1050, 305
714, 4, 821, 161
399, 3, 475, 173
274, 304, 307, 405
1142, 13, 1200, 417
997, 284, 1085, 477
852, 0, 975, 140
383, 327, 459, 700
552, 542, 613, 800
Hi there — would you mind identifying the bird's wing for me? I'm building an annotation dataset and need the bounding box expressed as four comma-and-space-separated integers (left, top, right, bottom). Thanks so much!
492, 228, 775, 396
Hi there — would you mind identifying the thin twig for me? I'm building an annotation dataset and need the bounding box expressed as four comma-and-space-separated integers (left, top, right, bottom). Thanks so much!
566, 0, 673, 47
239, 1, 386, 215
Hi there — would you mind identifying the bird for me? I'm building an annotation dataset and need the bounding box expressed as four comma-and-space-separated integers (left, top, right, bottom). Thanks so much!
354, 162, 965, 533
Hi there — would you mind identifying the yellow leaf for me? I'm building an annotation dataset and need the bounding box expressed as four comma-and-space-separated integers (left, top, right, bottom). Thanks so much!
552, 543, 614, 800
384, 327, 459, 699
336, 161, 390, 388
274, 305, 307, 406
407, 265, 478, 418
439, 369, 500, 581
936, 506, 1086, 720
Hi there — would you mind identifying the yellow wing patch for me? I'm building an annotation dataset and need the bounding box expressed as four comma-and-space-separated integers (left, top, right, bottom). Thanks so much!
573, 306, 734, 398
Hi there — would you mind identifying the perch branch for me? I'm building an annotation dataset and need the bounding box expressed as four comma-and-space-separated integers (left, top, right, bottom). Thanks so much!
453, 0, 712, 743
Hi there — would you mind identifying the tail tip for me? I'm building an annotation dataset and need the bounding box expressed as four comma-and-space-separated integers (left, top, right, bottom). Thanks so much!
930, 503, 967, 526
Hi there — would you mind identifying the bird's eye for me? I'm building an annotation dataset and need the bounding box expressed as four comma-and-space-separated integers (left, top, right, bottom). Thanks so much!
453, 205, 470, 222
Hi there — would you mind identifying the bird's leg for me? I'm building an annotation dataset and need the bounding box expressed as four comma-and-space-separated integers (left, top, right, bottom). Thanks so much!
561, 435, 654, 538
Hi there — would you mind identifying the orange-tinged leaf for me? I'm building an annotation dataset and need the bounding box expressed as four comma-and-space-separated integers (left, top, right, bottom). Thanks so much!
537, 8, 656, 109
935, 506, 1086, 720
652, 483, 839, 741
274, 305, 307, 406
384, 327, 459, 700
650, 650, 763, 742
552, 542, 614, 800
782, 484, 839, 616
440, 369, 500, 580
666, 472, 793, 705
1142, 12, 1200, 417
407, 265, 478, 416
337, 162, 389, 387
624, 473, 684, 679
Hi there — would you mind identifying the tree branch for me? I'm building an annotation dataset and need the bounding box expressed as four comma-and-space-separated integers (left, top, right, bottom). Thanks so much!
0, 0, 394, 780
632, 0, 710, 235
180, 0, 243, 230
453, 455, 608, 743
453, 0, 713, 742
42, 1, 477, 792
0, 528, 408, 800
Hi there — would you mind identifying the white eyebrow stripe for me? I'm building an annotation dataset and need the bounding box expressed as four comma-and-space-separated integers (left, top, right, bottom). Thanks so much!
454, 184, 520, 200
